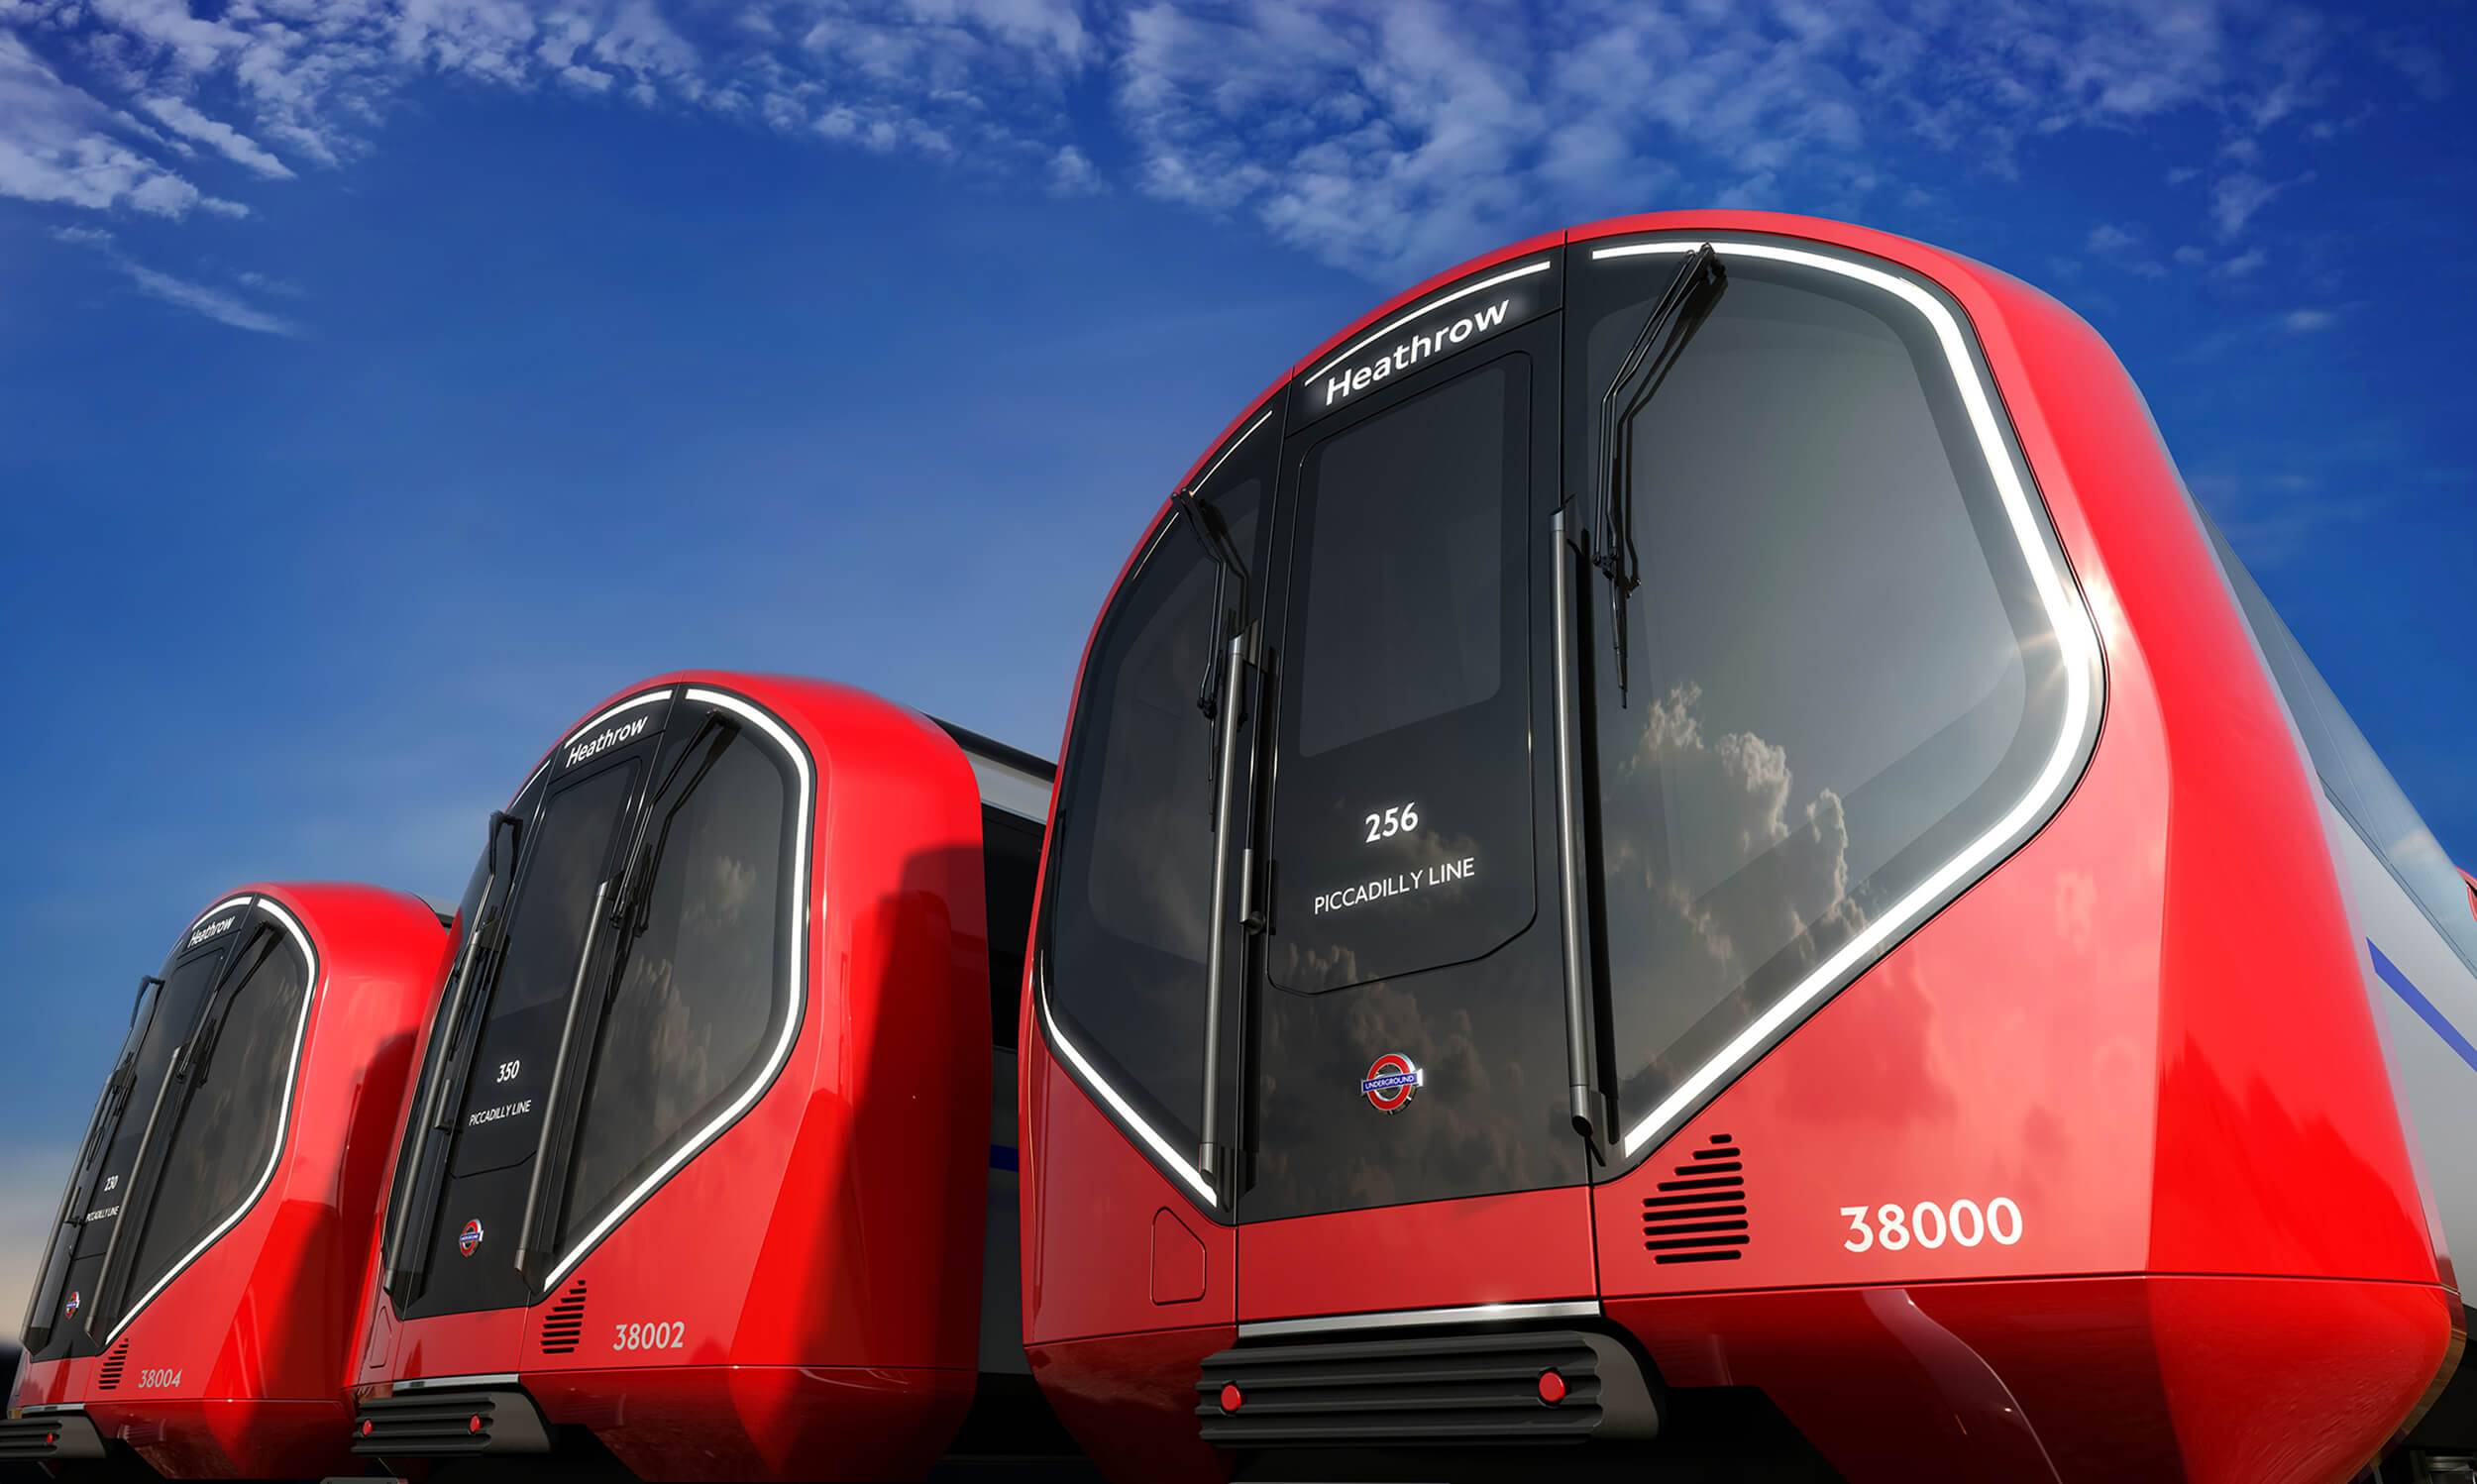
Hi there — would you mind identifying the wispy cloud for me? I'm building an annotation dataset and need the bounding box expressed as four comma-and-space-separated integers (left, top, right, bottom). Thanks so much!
52, 225, 303, 334
139, 94, 293, 178
0, 0, 2462, 291
0, 30, 244, 218
2281, 306, 2337, 333
2211, 168, 2312, 239
2088, 221, 2168, 278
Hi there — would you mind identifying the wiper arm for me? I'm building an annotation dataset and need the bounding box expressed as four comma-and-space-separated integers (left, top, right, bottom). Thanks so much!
1170, 489, 1248, 823
1594, 244, 1727, 705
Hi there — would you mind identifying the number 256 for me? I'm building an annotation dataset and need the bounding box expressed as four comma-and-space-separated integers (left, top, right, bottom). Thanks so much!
1363, 802, 1419, 842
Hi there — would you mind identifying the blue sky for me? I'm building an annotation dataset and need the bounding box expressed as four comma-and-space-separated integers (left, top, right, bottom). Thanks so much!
2, 0, 2472, 1322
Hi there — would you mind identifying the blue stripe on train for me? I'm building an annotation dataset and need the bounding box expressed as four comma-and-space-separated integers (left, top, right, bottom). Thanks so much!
2372, 941, 2477, 1076
990, 1145, 1019, 1172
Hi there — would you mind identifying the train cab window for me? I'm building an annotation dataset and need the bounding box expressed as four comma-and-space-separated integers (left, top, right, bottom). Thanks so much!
1293, 368, 1510, 758
450, 758, 639, 1177
78, 947, 225, 1266
1582, 248, 2085, 1145
1266, 358, 1537, 994
1044, 477, 1263, 1156
117, 927, 306, 1314
559, 725, 792, 1245
981, 806, 1043, 1051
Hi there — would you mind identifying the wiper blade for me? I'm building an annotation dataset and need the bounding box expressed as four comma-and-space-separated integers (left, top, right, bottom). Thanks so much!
1170, 489, 1247, 823
1594, 244, 1727, 705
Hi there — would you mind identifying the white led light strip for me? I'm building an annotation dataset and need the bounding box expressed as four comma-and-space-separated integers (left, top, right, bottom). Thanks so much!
1189, 408, 1274, 492
517, 689, 676, 795
1040, 963, 1216, 1204
1300, 260, 1554, 385
1592, 239, 2102, 1158
104, 894, 319, 1346
539, 686, 815, 1287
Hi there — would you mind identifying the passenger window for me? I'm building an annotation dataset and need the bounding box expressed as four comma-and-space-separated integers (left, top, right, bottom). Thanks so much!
559, 725, 790, 1243
1585, 251, 2085, 1139
120, 928, 306, 1311
1044, 477, 1262, 1152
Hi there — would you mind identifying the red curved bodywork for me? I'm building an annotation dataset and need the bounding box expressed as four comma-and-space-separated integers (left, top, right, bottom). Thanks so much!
1018, 212, 2459, 1483
11, 883, 449, 1478
349, 673, 999, 1483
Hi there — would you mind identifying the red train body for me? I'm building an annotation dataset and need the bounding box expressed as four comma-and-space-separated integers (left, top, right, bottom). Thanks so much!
1015, 211, 2468, 1483
6, 884, 450, 1477
345, 673, 1056, 1482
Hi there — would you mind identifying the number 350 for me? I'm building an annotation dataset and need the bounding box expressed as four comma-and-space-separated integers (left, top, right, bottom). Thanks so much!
1841, 1197, 2021, 1252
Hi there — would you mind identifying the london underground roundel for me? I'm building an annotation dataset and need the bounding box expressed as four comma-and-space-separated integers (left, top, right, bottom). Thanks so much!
458, 1219, 485, 1256
1360, 1053, 1423, 1113
62, 1290, 78, 1318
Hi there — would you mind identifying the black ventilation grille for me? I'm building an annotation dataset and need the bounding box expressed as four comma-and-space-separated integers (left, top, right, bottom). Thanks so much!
1198, 1329, 1631, 1448
1642, 1133, 1747, 1264
539, 1280, 588, 1355
95, 1341, 129, 1390
0, 1413, 103, 1462
350, 1389, 550, 1457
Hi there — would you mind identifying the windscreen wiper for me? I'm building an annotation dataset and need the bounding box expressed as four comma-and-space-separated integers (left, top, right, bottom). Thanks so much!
1594, 244, 1727, 705
1171, 489, 1248, 823
516, 713, 736, 1280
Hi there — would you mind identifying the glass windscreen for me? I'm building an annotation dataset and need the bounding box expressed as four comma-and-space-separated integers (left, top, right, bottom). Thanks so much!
448, 759, 640, 1178
1583, 249, 2079, 1142
1043, 477, 1262, 1157
111, 927, 308, 1324
26, 930, 233, 1355
22, 977, 162, 1349
560, 725, 791, 1245
76, 947, 227, 1261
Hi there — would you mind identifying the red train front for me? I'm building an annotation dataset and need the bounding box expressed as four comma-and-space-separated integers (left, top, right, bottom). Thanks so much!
348, 672, 1059, 1481
1017, 212, 2464, 1482
5, 884, 448, 1477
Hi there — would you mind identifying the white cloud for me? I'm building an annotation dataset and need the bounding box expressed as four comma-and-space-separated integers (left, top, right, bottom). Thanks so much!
2281, 306, 2336, 333
0, 0, 2451, 290
0, 30, 241, 216
2210, 167, 2312, 239
121, 258, 302, 333
52, 225, 303, 333
2085, 220, 2166, 277
1046, 141, 1098, 195
140, 94, 294, 177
